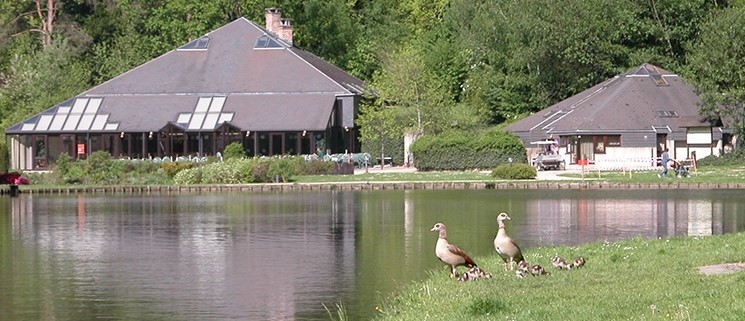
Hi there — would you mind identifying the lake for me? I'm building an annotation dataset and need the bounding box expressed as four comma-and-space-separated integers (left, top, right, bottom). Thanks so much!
1, 189, 743, 320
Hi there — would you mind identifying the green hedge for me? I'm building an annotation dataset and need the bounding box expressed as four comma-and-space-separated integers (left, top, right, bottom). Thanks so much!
697, 149, 745, 166
491, 163, 536, 179
409, 130, 527, 171
28, 153, 340, 186
362, 136, 404, 166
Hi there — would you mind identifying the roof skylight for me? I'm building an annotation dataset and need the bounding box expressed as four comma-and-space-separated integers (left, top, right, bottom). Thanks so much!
18, 97, 118, 132
177, 97, 234, 130
179, 36, 210, 50
255, 35, 283, 49
656, 111, 678, 118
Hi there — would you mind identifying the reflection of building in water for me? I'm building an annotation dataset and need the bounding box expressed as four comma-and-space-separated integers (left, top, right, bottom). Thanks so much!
523, 195, 725, 246
7, 192, 360, 320
688, 201, 713, 236
404, 190, 414, 260
10, 195, 34, 237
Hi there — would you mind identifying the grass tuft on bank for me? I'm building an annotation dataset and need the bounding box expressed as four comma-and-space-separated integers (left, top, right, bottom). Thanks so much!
374, 233, 745, 320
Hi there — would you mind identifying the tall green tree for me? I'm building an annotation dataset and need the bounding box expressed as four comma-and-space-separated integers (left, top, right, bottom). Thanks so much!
0, 38, 90, 130
685, 4, 745, 145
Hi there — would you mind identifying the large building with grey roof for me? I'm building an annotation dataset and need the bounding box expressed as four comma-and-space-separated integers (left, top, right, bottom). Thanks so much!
507, 64, 730, 169
6, 9, 364, 170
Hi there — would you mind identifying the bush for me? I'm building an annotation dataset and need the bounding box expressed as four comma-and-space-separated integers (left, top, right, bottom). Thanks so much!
267, 157, 297, 182
362, 136, 404, 166
162, 162, 194, 178
251, 160, 270, 183
173, 167, 203, 185
0, 141, 8, 173
410, 129, 527, 171
201, 159, 249, 184
697, 149, 745, 166
223, 141, 246, 160
63, 165, 87, 184
297, 159, 334, 175
84, 151, 122, 184
491, 163, 536, 180
54, 152, 74, 180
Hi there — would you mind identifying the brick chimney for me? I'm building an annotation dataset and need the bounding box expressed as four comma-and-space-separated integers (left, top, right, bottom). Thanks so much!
279, 19, 293, 45
265, 8, 281, 34
265, 8, 293, 45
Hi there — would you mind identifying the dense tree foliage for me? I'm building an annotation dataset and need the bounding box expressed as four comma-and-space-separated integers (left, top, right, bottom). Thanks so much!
1, 0, 741, 155
684, 3, 745, 143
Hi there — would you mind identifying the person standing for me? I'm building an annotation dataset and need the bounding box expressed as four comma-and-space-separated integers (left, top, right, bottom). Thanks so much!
659, 148, 670, 178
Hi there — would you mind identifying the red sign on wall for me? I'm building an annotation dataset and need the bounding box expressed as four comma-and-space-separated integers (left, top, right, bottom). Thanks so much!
77, 144, 85, 155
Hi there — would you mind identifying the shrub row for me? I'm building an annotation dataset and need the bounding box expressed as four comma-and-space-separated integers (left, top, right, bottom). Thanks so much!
491, 163, 536, 179
697, 149, 745, 166
409, 130, 527, 171
173, 157, 336, 184
27, 152, 338, 186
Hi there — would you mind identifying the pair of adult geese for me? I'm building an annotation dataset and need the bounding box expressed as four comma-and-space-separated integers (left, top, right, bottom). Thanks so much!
431, 212, 586, 281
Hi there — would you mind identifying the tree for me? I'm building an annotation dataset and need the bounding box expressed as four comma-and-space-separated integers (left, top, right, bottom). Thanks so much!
356, 102, 406, 168
0, 38, 90, 130
685, 4, 745, 147
32, 0, 57, 48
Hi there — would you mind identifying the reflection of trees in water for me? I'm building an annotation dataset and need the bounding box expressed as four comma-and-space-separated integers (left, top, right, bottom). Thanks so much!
5, 190, 745, 321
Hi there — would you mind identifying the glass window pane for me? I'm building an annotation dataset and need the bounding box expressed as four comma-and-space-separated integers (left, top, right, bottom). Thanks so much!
202, 113, 219, 130
177, 113, 191, 124
78, 114, 95, 130
86, 98, 102, 114
50, 114, 67, 130
91, 115, 107, 130
189, 113, 206, 129
217, 113, 233, 124
22, 123, 35, 131
37, 115, 54, 130
195, 98, 210, 112
63, 115, 81, 130
104, 123, 118, 130
57, 106, 71, 115
71, 98, 88, 114
209, 97, 226, 112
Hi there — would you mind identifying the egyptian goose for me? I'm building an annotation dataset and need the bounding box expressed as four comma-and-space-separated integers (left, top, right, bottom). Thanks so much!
570, 257, 586, 269
516, 260, 530, 278
551, 256, 570, 270
458, 267, 493, 282
494, 212, 524, 270
431, 223, 477, 278
530, 264, 549, 276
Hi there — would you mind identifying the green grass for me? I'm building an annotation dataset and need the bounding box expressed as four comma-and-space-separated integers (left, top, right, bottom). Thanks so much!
292, 164, 745, 184
565, 164, 745, 184
294, 171, 492, 183
375, 233, 745, 320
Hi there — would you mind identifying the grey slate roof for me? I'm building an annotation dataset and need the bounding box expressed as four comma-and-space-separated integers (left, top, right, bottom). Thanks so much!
507, 64, 710, 138
7, 17, 363, 134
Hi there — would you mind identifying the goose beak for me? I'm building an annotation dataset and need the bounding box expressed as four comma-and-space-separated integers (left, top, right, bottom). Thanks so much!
430, 226, 438, 231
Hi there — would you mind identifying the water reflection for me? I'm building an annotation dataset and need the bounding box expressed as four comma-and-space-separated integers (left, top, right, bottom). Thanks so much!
1, 189, 744, 321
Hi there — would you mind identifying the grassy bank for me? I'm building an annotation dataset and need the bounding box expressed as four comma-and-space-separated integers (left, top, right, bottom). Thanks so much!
292, 164, 745, 184
375, 233, 745, 320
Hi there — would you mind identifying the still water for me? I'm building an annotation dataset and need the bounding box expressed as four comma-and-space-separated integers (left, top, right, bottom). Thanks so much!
1, 189, 744, 320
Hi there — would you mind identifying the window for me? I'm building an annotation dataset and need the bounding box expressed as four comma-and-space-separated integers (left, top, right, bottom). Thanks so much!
179, 36, 210, 50
255, 35, 283, 49
607, 135, 621, 146
593, 135, 621, 154
656, 110, 678, 117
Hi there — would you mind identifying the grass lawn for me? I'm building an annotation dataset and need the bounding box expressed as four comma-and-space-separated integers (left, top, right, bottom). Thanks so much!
294, 164, 745, 184
294, 171, 492, 183
374, 233, 745, 320
562, 164, 745, 184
